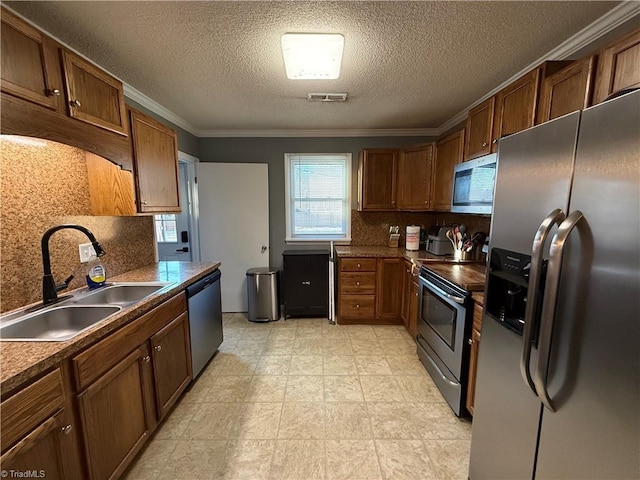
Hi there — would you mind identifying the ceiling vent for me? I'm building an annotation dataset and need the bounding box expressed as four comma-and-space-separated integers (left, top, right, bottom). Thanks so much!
307, 93, 348, 102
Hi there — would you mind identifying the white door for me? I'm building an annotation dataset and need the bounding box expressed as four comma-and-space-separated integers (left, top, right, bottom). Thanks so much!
156, 163, 192, 261
197, 163, 269, 312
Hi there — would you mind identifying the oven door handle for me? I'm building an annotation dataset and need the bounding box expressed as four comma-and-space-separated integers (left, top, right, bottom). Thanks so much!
420, 278, 465, 305
521, 208, 565, 396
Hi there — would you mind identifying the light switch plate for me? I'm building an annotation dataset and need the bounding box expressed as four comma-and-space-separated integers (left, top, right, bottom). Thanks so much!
78, 243, 96, 263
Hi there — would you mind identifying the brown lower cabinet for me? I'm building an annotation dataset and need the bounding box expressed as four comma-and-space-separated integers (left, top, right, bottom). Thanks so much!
466, 301, 484, 416
338, 257, 403, 324
400, 260, 419, 338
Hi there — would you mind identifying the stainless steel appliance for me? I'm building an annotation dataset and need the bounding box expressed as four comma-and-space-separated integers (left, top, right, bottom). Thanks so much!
416, 266, 473, 416
451, 153, 497, 214
469, 90, 639, 479
186, 269, 223, 378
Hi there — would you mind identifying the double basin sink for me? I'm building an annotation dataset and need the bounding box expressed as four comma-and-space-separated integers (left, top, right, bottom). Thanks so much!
0, 282, 173, 342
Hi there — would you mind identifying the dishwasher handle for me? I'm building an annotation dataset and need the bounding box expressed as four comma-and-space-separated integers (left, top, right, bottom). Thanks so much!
186, 269, 221, 298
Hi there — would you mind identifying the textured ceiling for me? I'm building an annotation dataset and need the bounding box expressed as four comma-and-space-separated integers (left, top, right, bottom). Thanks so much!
5, 1, 623, 134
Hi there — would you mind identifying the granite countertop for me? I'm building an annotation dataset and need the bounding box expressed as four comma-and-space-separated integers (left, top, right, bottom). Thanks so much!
0, 261, 220, 396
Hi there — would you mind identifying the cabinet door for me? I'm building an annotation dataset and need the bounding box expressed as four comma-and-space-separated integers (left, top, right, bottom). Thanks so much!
130, 108, 181, 213
466, 328, 482, 416
464, 97, 495, 160
397, 144, 433, 210
150, 312, 192, 420
408, 279, 419, 339
537, 56, 595, 123
593, 28, 640, 104
492, 68, 541, 150
78, 345, 155, 480
0, 411, 69, 480
375, 258, 404, 321
431, 129, 464, 211
358, 149, 398, 211
400, 260, 412, 327
1, 8, 63, 111
61, 50, 128, 135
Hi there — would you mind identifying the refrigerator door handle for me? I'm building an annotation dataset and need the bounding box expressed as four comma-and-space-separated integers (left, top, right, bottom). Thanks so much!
521, 209, 566, 396
534, 210, 584, 412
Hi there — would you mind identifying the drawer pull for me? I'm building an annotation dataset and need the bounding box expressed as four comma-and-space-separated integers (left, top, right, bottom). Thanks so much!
356, 281, 360, 286
357, 263, 361, 268
302, 281, 311, 285
356, 304, 360, 308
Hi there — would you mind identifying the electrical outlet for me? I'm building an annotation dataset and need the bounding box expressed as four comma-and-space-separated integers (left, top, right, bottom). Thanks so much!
78, 243, 96, 263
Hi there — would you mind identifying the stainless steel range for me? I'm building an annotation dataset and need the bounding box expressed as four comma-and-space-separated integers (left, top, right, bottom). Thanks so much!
416, 266, 473, 416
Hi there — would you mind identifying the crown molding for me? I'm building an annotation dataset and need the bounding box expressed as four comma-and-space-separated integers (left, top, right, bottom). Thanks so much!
437, 3, 640, 135
198, 128, 439, 138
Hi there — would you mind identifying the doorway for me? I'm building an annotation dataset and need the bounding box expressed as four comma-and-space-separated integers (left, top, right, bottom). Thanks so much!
155, 152, 200, 262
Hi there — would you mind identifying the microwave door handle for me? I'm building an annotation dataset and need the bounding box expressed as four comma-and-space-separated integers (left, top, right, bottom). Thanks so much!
533, 210, 584, 413
520, 209, 566, 396
422, 279, 465, 305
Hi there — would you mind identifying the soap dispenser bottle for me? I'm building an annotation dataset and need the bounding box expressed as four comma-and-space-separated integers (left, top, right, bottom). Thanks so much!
85, 256, 107, 289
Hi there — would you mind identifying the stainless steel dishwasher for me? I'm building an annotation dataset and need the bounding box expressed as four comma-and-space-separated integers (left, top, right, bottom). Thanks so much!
186, 269, 223, 378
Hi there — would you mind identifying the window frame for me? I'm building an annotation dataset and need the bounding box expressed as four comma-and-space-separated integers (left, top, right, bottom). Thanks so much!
284, 152, 352, 243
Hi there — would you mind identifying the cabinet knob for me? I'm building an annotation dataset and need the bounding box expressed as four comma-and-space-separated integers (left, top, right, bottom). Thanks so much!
143, 355, 151, 363
468, 338, 473, 345
357, 263, 361, 268
415, 292, 418, 296
356, 304, 360, 308
61, 425, 73, 435
48, 88, 61, 97
155, 345, 162, 352
482, 142, 488, 147
356, 281, 360, 286
492, 139, 498, 145
142, 200, 148, 206
70, 99, 81, 108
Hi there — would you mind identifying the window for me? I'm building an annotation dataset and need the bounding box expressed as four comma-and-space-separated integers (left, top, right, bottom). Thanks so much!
285, 153, 351, 242
154, 214, 178, 242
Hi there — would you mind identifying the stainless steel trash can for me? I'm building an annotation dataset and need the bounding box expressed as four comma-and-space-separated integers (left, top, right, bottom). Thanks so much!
246, 267, 280, 322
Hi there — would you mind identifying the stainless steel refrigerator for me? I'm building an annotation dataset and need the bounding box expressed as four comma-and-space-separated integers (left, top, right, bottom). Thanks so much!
469, 89, 639, 479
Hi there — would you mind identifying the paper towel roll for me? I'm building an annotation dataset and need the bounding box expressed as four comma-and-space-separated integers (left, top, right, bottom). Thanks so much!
406, 225, 420, 251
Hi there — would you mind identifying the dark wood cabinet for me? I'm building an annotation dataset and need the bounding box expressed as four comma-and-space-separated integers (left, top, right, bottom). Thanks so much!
408, 276, 419, 339
401, 260, 419, 338
338, 257, 376, 322
376, 257, 404, 321
0, 8, 63, 112
432, 129, 464, 211
129, 107, 181, 214
491, 68, 541, 151
61, 50, 128, 136
401, 260, 412, 327
78, 346, 154, 480
466, 301, 484, 416
464, 97, 495, 160
537, 56, 596, 123
283, 250, 329, 318
397, 144, 434, 211
357, 149, 398, 211
150, 312, 192, 420
593, 28, 640, 104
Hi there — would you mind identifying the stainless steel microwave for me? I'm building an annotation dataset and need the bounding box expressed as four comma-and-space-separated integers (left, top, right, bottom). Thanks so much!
451, 153, 497, 214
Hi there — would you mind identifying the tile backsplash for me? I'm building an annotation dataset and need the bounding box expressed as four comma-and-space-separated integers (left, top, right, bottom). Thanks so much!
351, 209, 491, 246
0, 136, 155, 313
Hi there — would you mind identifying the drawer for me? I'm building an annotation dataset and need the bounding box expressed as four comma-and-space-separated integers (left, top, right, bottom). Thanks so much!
1, 369, 65, 452
473, 303, 484, 332
73, 292, 187, 391
340, 272, 376, 294
340, 258, 377, 272
339, 295, 375, 318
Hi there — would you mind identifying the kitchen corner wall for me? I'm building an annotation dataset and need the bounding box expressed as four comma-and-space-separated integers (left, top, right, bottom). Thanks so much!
0, 137, 156, 313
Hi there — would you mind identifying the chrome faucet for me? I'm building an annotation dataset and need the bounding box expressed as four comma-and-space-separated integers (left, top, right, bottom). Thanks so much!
41, 224, 106, 305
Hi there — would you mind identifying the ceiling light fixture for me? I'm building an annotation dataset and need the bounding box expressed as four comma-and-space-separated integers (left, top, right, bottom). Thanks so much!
281, 33, 344, 80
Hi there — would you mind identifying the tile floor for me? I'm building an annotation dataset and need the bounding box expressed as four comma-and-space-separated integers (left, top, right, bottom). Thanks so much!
123, 313, 472, 480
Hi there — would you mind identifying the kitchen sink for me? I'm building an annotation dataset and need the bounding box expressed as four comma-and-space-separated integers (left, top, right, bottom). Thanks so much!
71, 282, 171, 306
0, 305, 121, 342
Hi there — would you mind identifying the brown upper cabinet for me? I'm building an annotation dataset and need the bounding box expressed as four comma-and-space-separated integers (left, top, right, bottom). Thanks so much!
397, 144, 434, 211
464, 97, 495, 161
61, 50, 128, 136
129, 108, 181, 214
0, 8, 63, 112
357, 148, 398, 211
537, 56, 596, 124
431, 129, 464, 211
593, 28, 640, 104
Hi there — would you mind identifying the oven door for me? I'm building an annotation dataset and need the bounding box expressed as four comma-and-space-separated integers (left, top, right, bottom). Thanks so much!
417, 273, 469, 379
